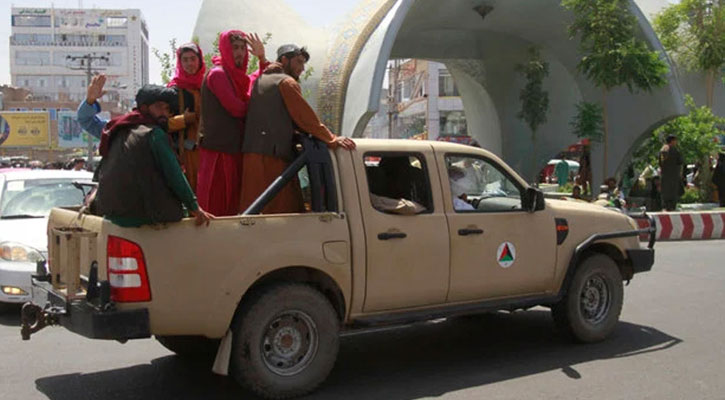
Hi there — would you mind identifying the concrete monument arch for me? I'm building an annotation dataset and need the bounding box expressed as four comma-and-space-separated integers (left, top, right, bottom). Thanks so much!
195, 0, 692, 185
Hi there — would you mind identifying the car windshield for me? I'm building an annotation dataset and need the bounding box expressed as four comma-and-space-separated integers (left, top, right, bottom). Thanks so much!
0, 178, 87, 218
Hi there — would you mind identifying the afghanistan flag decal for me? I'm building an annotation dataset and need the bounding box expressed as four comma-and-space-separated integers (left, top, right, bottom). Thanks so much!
496, 242, 516, 268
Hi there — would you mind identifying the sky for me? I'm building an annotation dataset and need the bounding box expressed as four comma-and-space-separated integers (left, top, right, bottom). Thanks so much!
1, 0, 361, 86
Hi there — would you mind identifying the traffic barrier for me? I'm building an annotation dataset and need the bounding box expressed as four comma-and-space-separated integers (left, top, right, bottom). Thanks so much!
634, 211, 725, 241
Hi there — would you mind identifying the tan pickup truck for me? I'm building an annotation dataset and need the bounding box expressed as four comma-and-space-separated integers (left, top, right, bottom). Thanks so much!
22, 138, 655, 399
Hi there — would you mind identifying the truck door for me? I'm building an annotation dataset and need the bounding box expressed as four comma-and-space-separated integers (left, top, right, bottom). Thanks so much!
438, 152, 556, 302
354, 150, 450, 312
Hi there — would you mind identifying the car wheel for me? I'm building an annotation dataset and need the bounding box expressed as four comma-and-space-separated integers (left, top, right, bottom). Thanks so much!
230, 283, 340, 399
0, 302, 17, 315
155, 335, 220, 362
552, 253, 623, 343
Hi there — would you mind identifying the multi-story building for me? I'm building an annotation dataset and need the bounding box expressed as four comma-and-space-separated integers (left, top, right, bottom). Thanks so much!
364, 60, 467, 141
9, 6, 149, 107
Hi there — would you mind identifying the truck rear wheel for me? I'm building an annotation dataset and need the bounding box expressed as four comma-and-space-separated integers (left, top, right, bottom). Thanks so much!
230, 283, 340, 399
155, 335, 220, 362
552, 253, 623, 343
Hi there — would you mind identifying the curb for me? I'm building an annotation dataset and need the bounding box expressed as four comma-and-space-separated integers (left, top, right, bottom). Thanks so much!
634, 211, 725, 241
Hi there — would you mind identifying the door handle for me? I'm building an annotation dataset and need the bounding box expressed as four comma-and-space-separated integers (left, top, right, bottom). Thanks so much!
458, 228, 484, 236
378, 232, 407, 240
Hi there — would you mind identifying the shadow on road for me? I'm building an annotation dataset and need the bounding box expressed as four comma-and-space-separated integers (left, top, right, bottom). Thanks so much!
35, 310, 681, 400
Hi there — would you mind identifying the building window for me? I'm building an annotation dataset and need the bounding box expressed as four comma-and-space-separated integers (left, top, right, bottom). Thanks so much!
11, 33, 52, 44
105, 35, 127, 46
440, 111, 468, 136
438, 70, 460, 97
12, 15, 51, 27
15, 51, 50, 66
106, 17, 128, 28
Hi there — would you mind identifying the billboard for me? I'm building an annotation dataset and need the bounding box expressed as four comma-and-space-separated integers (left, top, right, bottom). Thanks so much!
57, 111, 105, 148
0, 111, 50, 147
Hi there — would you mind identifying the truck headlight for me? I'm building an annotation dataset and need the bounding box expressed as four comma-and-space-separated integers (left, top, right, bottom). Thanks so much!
0, 242, 44, 263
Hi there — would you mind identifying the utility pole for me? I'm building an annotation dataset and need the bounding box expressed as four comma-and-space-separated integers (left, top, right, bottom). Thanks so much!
387, 59, 401, 139
66, 53, 108, 169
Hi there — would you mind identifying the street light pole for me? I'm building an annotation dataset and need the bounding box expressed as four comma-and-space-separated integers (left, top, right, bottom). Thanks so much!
66, 53, 109, 169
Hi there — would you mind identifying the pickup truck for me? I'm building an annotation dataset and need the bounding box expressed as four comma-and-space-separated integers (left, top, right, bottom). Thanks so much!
22, 137, 655, 399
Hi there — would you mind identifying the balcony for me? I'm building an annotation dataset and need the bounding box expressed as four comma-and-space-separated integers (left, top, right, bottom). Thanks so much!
10, 38, 126, 47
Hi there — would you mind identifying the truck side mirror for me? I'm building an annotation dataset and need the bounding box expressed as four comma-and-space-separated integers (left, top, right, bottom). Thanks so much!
523, 187, 545, 213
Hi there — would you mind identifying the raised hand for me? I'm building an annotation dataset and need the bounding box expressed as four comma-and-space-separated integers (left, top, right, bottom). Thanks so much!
247, 33, 266, 63
86, 74, 107, 105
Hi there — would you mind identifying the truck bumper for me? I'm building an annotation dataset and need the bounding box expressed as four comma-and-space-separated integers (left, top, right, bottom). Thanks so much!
627, 248, 655, 274
21, 279, 150, 341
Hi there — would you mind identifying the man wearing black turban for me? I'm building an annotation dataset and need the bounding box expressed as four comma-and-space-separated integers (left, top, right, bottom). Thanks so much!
94, 84, 213, 227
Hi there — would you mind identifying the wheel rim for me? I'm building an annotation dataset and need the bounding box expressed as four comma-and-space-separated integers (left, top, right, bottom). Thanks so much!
579, 274, 611, 324
261, 310, 318, 376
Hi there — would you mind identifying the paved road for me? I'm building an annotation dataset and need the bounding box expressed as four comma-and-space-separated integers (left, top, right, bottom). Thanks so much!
1, 241, 724, 400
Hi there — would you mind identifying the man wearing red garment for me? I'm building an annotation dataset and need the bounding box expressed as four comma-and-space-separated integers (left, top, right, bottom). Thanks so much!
240, 44, 355, 214
167, 42, 206, 192
197, 30, 268, 216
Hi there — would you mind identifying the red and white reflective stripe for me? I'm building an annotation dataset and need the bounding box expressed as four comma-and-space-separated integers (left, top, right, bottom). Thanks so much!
108, 273, 142, 288
108, 257, 138, 271
637, 212, 725, 241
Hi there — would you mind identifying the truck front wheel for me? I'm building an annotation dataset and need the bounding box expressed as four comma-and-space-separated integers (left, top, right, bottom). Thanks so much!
552, 253, 624, 343
230, 283, 340, 399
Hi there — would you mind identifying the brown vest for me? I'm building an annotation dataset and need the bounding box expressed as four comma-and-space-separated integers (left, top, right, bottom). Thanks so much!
199, 71, 243, 153
242, 73, 297, 161
95, 125, 184, 223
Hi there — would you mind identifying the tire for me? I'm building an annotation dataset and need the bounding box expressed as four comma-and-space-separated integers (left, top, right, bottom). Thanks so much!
155, 335, 220, 361
0, 302, 19, 315
230, 283, 340, 400
552, 253, 624, 343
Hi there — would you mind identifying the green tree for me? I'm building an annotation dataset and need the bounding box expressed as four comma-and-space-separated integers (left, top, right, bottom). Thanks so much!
151, 38, 177, 85
515, 47, 550, 183
562, 0, 669, 176
654, 0, 725, 199
632, 95, 724, 200
570, 101, 603, 142
654, 0, 725, 109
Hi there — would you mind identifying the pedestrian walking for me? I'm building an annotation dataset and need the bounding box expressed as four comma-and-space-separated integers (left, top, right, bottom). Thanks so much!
713, 152, 725, 207
659, 134, 683, 211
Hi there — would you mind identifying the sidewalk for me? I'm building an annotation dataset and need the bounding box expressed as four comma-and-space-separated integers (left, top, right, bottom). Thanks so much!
634, 210, 725, 241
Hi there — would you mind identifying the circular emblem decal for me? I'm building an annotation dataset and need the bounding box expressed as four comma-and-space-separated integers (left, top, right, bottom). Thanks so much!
496, 242, 516, 268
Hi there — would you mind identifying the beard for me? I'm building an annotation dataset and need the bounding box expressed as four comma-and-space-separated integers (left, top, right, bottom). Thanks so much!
155, 116, 169, 129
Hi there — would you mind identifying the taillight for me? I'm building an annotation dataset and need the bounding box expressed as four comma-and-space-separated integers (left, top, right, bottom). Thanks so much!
107, 235, 151, 302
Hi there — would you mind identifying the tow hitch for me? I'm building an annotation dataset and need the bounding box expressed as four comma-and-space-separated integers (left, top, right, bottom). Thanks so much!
20, 302, 60, 340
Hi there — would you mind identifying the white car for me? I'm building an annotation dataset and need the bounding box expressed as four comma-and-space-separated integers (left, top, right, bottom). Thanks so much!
0, 169, 93, 312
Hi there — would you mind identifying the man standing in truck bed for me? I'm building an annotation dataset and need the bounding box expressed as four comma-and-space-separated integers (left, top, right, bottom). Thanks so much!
240, 44, 356, 214
95, 85, 213, 227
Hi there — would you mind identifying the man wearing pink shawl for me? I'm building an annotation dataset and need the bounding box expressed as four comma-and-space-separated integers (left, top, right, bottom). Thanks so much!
197, 31, 268, 216
167, 42, 205, 192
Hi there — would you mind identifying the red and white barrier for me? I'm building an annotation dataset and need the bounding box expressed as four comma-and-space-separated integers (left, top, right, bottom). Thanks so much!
634, 212, 725, 241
